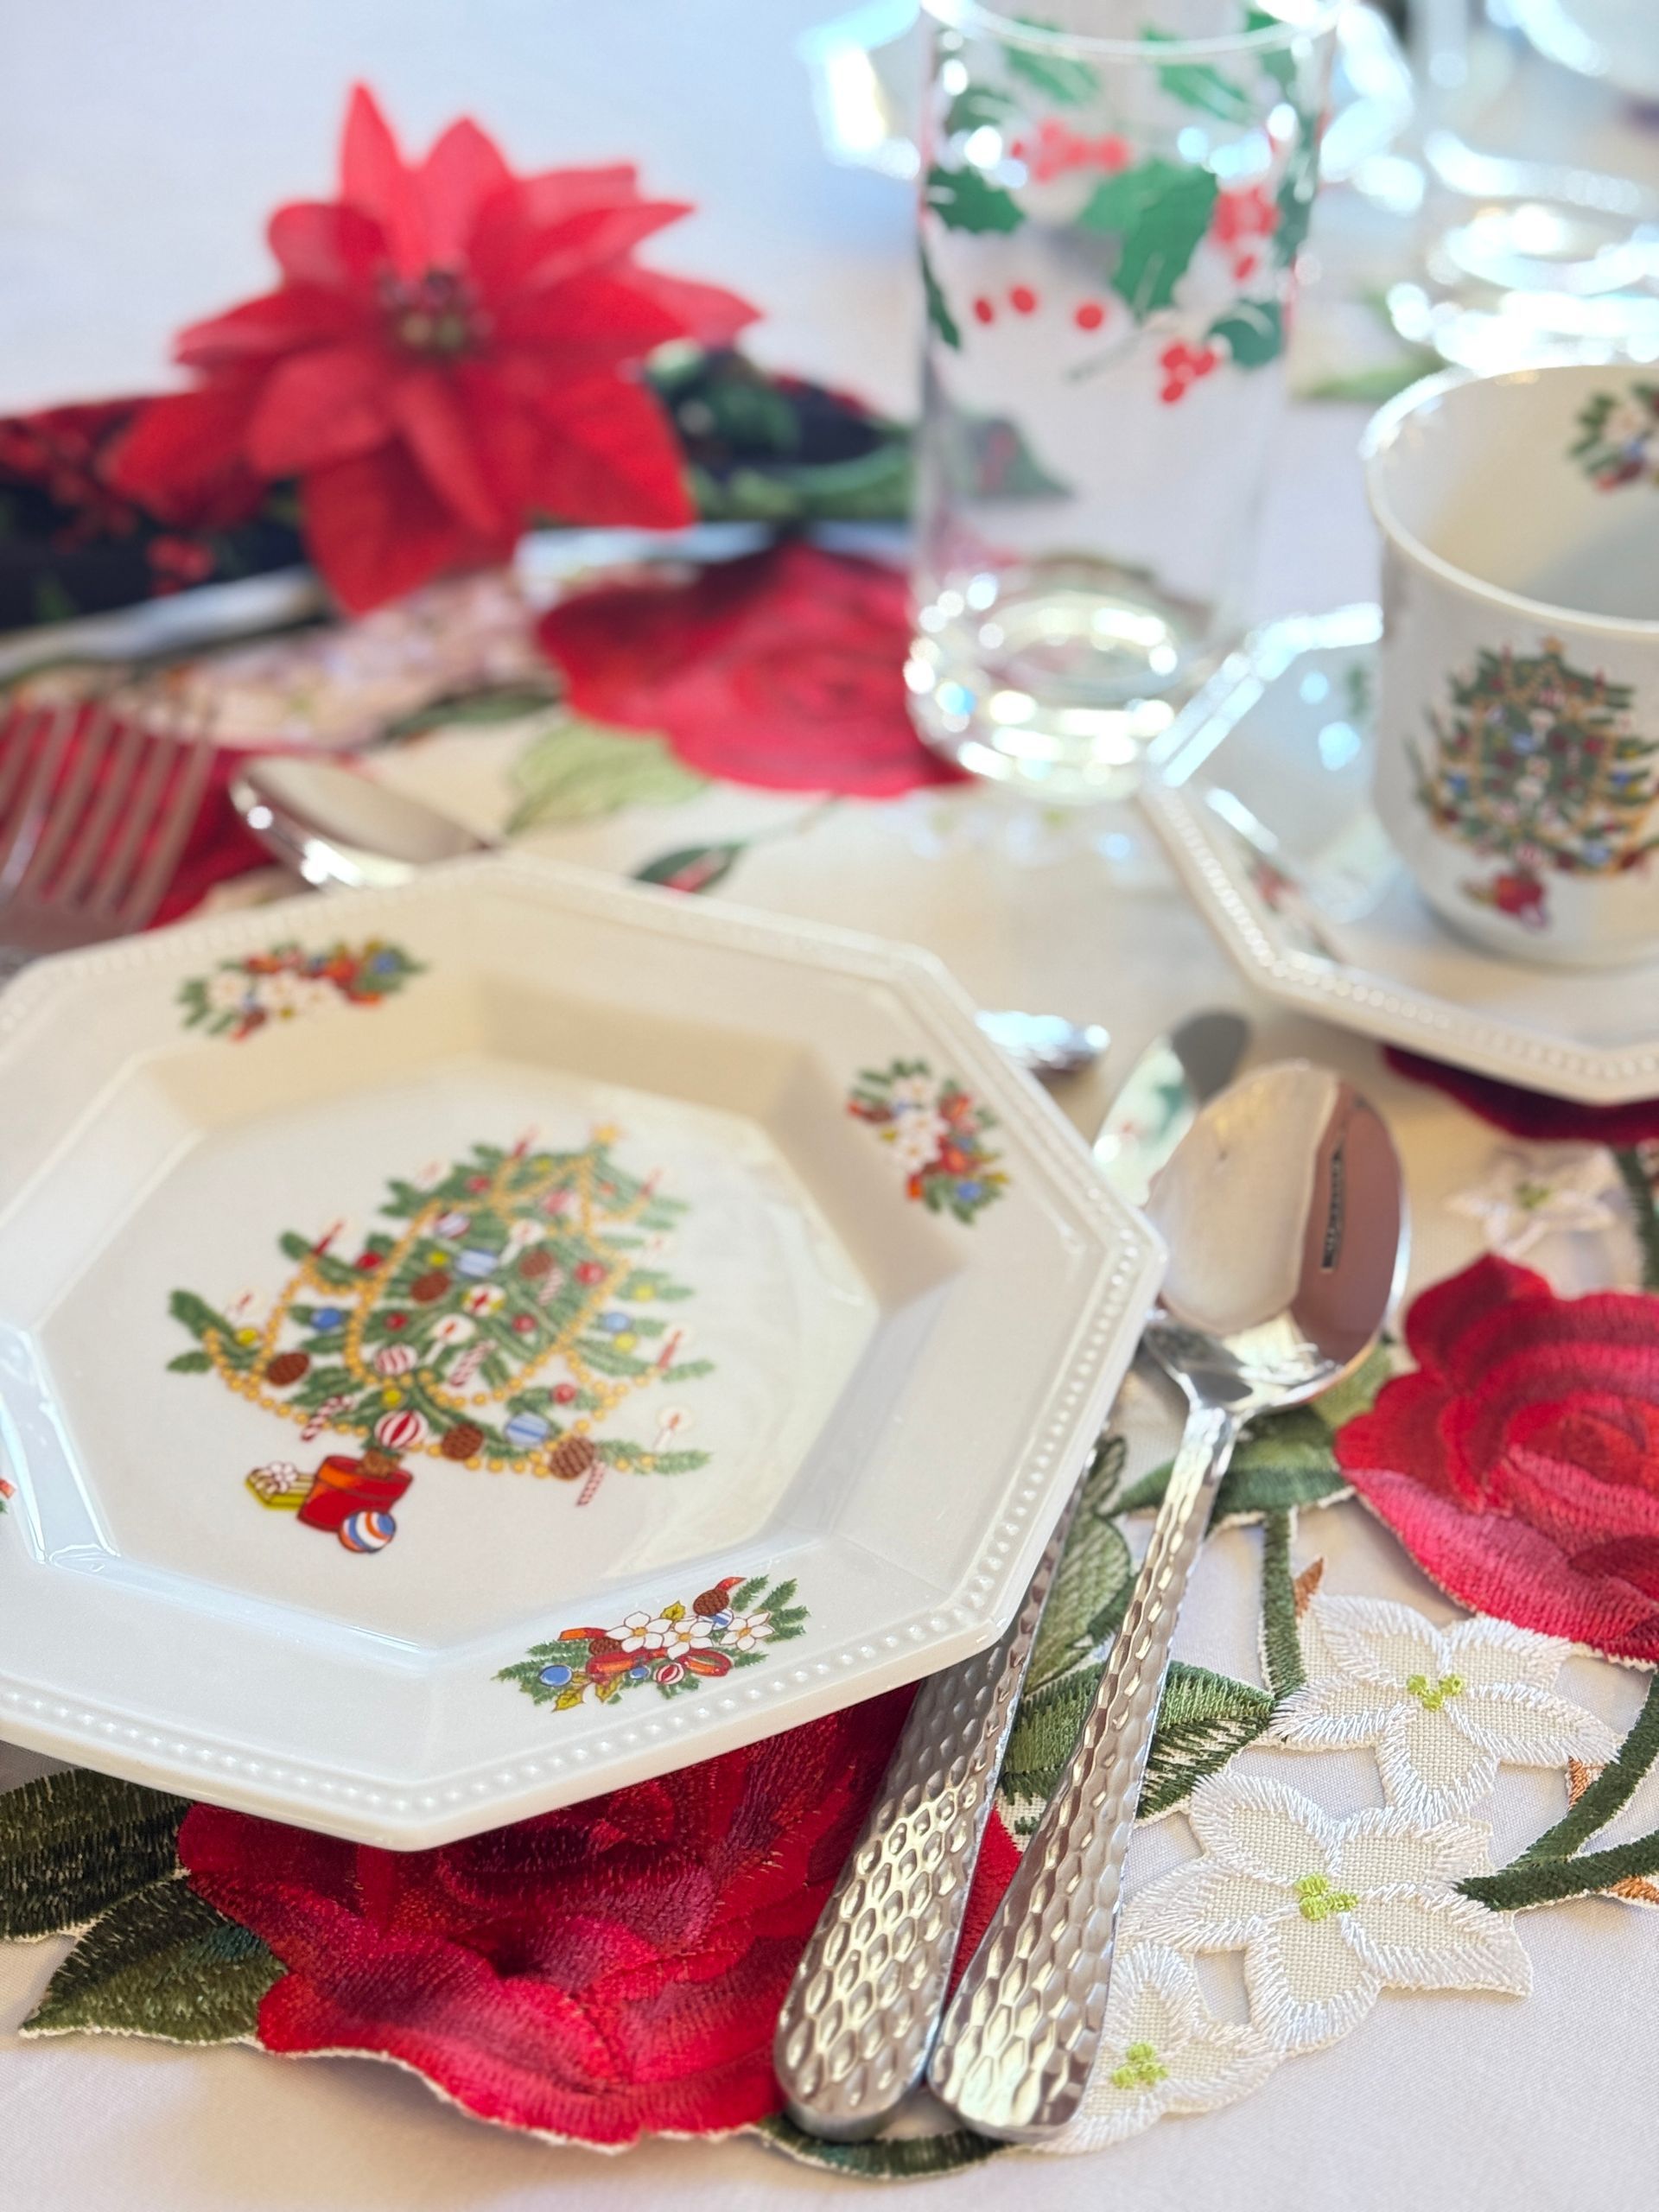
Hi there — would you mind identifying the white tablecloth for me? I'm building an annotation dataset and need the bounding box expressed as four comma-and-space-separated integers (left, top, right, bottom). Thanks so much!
5, 5, 1657, 2206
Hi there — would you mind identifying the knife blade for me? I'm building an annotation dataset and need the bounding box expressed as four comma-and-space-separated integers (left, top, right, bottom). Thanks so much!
772, 1007, 1251, 2142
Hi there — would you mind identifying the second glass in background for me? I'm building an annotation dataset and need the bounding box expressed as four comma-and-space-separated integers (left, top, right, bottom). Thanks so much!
908, 0, 1341, 804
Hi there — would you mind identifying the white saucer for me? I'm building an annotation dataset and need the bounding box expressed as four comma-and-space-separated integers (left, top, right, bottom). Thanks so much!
0, 855, 1161, 1845
1144, 606, 1659, 1104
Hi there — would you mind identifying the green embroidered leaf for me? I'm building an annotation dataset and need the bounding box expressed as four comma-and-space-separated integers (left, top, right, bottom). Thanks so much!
0, 1770, 188, 1941
1116, 1348, 1393, 1523
1078, 160, 1219, 318
1258, 1508, 1305, 1700
758, 2113, 1005, 2175
922, 242, 963, 351
1248, 7, 1300, 94
165, 1350, 212, 1374
1507, 1672, 1659, 1866
632, 841, 747, 895
925, 162, 1024, 235
1141, 1662, 1274, 1817
1145, 29, 1254, 122
1003, 1660, 1271, 1815
1460, 1831, 1659, 1914
1207, 297, 1285, 369
383, 684, 557, 742
22, 1878, 281, 2043
1004, 22, 1099, 105
506, 716, 706, 832
689, 443, 912, 525
1028, 1436, 1133, 1689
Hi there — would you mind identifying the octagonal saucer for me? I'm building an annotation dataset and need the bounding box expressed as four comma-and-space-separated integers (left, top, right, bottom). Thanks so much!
1144, 605, 1659, 1105
0, 855, 1161, 1846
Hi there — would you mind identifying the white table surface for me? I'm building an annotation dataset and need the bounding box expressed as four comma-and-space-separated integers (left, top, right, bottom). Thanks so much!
6, 4, 1657, 2206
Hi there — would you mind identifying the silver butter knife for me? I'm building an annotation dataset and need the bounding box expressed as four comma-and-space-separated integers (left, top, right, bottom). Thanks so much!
772, 1009, 1249, 2141
231, 754, 1109, 1082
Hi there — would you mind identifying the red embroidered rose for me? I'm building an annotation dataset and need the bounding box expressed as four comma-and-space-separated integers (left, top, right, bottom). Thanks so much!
178, 1693, 914, 2146
1337, 1255, 1659, 1662
1386, 1047, 1659, 1150
111, 86, 755, 613
537, 541, 959, 796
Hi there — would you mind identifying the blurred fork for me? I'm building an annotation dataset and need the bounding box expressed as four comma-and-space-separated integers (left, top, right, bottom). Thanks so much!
0, 696, 214, 980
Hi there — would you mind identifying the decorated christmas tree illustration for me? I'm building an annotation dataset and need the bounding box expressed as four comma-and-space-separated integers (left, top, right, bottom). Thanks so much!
168, 1129, 712, 1552
1411, 639, 1659, 930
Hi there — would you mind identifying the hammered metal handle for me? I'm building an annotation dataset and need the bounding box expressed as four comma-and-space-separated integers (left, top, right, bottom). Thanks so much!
774, 1496, 1079, 2141
928, 1400, 1239, 2144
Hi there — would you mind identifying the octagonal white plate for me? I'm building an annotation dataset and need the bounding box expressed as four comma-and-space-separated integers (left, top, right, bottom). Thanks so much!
1145, 605, 1659, 1105
0, 855, 1160, 1846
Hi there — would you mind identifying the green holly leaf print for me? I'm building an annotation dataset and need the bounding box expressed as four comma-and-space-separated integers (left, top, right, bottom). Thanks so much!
506, 715, 706, 832
22, 1878, 281, 2044
632, 841, 747, 895
1004, 21, 1100, 105
0, 1770, 188, 1941
945, 83, 1017, 137
1274, 111, 1320, 267
925, 162, 1024, 235
1247, 6, 1300, 95
1079, 159, 1219, 318
921, 242, 963, 351
1207, 297, 1285, 368
1144, 29, 1254, 122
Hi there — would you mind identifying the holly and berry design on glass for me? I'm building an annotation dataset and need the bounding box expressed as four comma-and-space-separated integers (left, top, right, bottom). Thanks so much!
167, 1128, 712, 1553
1410, 639, 1659, 930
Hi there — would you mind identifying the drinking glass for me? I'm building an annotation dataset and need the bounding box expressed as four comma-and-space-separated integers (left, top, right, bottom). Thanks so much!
906, 0, 1340, 804
1395, 1, 1659, 369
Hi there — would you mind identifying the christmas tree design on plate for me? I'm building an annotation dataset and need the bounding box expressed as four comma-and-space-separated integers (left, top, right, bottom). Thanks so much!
167, 1129, 713, 1553
1410, 639, 1659, 930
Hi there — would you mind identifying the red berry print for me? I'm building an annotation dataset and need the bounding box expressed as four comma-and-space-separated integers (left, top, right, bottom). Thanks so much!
1009, 285, 1037, 315
575, 1261, 607, 1284
554, 1381, 579, 1404
973, 296, 995, 325
356, 1250, 383, 1270
385, 1312, 408, 1331
1075, 301, 1105, 332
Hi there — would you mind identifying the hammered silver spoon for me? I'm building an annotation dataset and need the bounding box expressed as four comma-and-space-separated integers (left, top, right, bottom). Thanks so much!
929, 1059, 1407, 2143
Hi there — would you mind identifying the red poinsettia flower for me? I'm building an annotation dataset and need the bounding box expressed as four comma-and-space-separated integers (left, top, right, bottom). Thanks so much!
1337, 1255, 1659, 1662
537, 541, 960, 796
177, 1694, 916, 2146
110, 86, 756, 612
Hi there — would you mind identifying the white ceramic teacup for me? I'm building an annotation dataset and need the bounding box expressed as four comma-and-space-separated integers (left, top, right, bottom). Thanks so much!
1363, 362, 1659, 968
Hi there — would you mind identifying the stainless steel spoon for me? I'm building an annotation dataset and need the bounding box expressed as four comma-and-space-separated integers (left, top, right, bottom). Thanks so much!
231, 753, 1109, 1079
928, 1059, 1408, 2144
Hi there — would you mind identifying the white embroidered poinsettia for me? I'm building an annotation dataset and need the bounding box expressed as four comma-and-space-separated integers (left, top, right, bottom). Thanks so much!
1271, 1594, 1619, 1821
1446, 1143, 1621, 1259
1045, 1943, 1280, 2154
1125, 1774, 1530, 2054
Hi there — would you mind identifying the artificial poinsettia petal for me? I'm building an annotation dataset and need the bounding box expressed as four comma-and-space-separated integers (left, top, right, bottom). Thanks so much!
267, 200, 388, 292
518, 164, 640, 227
522, 376, 695, 528
339, 83, 425, 275
493, 270, 693, 358
302, 445, 508, 613
174, 284, 366, 369
419, 117, 516, 264
388, 368, 512, 536
106, 380, 268, 527
625, 268, 761, 349
245, 343, 393, 476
